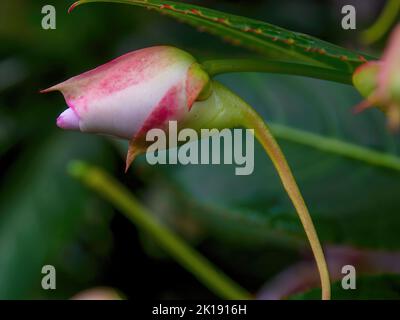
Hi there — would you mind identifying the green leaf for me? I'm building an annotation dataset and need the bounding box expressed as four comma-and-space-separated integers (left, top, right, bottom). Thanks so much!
0, 133, 113, 299
134, 73, 400, 250
70, 0, 375, 74
291, 274, 400, 299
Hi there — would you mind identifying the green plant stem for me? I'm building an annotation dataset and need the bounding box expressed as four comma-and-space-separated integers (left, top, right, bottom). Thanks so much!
362, 0, 400, 44
243, 113, 330, 300
269, 123, 400, 172
191, 81, 331, 299
205, 82, 331, 300
68, 161, 251, 300
202, 59, 352, 84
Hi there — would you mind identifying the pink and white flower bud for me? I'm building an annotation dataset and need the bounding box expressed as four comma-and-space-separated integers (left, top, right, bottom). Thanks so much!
42, 46, 210, 169
353, 25, 400, 130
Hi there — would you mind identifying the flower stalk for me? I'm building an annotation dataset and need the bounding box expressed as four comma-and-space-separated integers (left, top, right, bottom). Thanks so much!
69, 161, 252, 300
200, 82, 331, 300
202, 59, 353, 85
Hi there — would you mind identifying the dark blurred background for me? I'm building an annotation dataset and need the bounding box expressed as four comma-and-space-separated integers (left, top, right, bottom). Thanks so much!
2, 0, 400, 300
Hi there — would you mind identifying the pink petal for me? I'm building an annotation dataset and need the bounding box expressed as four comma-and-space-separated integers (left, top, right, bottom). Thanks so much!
379, 25, 400, 93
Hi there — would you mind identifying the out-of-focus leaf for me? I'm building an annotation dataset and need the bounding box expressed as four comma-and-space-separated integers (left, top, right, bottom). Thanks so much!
0, 58, 27, 91
0, 132, 114, 299
136, 73, 400, 250
0, 110, 18, 156
71, 0, 375, 74
291, 274, 400, 299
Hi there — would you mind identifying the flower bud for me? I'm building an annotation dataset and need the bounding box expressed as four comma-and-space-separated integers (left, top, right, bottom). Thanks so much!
42, 46, 211, 169
353, 25, 400, 130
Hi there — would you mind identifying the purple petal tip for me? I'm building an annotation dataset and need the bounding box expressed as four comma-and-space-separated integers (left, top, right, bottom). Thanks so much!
57, 108, 80, 131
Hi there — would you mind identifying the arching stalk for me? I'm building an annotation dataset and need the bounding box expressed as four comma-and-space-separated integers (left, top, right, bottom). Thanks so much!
202, 59, 352, 85
241, 105, 331, 300
193, 82, 331, 300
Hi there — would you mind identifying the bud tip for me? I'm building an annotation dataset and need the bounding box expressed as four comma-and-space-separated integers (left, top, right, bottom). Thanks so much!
57, 108, 80, 130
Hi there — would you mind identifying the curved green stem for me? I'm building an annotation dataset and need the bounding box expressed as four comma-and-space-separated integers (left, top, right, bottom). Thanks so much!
242, 106, 331, 300
69, 161, 251, 300
362, 0, 400, 44
198, 82, 331, 300
202, 59, 352, 85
